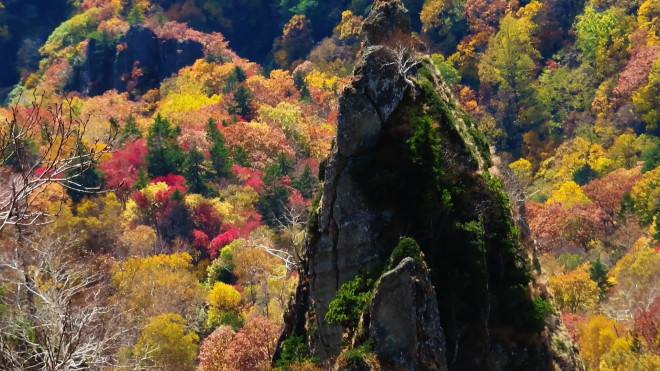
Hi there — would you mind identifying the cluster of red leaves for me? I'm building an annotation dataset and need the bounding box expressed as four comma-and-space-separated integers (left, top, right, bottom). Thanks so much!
100, 139, 147, 196
191, 202, 223, 238
154, 185, 186, 205
191, 229, 211, 249
561, 312, 586, 342
208, 227, 240, 259
198, 317, 280, 371
151, 174, 186, 188
582, 166, 642, 219
198, 326, 235, 371
223, 316, 280, 371
149, 21, 244, 66
241, 210, 262, 236
633, 296, 660, 352
527, 201, 609, 253
614, 46, 660, 97
232, 165, 265, 194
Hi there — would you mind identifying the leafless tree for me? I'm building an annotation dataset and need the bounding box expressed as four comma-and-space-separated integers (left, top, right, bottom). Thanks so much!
0, 92, 118, 231
275, 201, 309, 268
0, 233, 126, 370
381, 30, 425, 90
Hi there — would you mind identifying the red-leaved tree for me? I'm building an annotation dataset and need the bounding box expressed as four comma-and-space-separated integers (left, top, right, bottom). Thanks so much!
223, 316, 280, 371
197, 326, 236, 371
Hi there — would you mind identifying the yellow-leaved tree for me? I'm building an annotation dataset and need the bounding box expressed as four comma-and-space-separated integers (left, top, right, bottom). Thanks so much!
607, 244, 660, 317
508, 158, 533, 185
547, 181, 591, 205
420, 0, 447, 32
134, 313, 199, 371
630, 165, 660, 224
549, 264, 599, 313
206, 281, 242, 328
577, 315, 626, 369
111, 252, 205, 322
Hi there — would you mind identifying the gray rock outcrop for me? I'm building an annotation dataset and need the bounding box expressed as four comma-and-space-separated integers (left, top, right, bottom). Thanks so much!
276, 1, 582, 370
71, 25, 204, 96
369, 258, 447, 370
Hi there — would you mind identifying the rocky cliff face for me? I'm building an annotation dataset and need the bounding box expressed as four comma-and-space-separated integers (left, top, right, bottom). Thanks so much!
70, 25, 204, 96
277, 1, 582, 370
367, 257, 447, 370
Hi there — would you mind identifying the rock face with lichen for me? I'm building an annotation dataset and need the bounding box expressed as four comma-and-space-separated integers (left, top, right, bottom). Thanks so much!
276, 1, 583, 370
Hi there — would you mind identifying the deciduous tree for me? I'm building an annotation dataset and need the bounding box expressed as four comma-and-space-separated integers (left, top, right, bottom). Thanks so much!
110, 252, 205, 322
223, 316, 279, 371
0, 233, 124, 370
0, 95, 117, 230
133, 313, 198, 371
478, 3, 541, 148
577, 315, 626, 368
549, 264, 600, 313
198, 326, 235, 371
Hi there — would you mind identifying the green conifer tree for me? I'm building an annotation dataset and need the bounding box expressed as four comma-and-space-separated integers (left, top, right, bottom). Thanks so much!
183, 147, 215, 197
228, 86, 253, 118
145, 114, 184, 178
127, 5, 145, 25
231, 145, 250, 167
293, 71, 311, 102
205, 118, 233, 178
121, 113, 142, 143
258, 164, 292, 227
292, 164, 318, 199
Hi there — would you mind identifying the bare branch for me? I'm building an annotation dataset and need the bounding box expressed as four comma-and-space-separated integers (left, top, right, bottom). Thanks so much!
0, 233, 127, 370
0, 91, 118, 231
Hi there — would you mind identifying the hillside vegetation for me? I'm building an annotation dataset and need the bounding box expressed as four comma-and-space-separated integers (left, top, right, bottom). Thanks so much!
0, 0, 658, 370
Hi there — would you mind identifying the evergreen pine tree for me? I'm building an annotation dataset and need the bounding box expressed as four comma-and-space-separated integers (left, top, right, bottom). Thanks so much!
292, 164, 318, 199
205, 118, 233, 178
276, 152, 294, 176
135, 168, 150, 189
127, 5, 145, 25
589, 258, 611, 296
293, 71, 311, 102
183, 147, 215, 197
234, 66, 247, 82
145, 114, 185, 178
228, 86, 253, 118
258, 164, 292, 227
231, 145, 250, 167
572, 164, 598, 185
121, 114, 142, 143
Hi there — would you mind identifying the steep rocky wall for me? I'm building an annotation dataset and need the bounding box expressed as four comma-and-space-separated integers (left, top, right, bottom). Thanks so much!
308, 0, 415, 358
70, 25, 203, 96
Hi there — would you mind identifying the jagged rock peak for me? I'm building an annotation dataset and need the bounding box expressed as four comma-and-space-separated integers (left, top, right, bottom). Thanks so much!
336, 0, 414, 158
362, 0, 410, 46
275, 0, 581, 369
